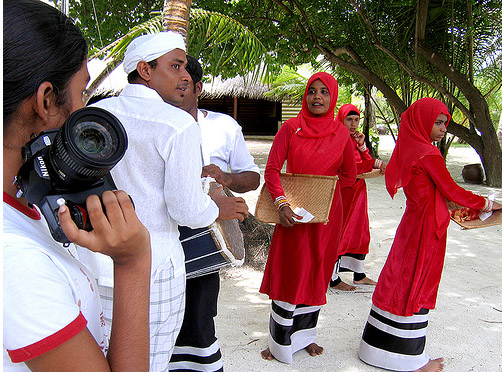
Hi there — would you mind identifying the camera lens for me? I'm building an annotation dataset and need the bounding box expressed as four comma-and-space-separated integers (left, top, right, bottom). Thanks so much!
74, 121, 115, 159
50, 107, 127, 185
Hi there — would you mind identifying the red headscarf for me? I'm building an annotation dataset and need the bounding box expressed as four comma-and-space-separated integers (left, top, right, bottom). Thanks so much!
335, 103, 360, 126
385, 97, 451, 197
284, 72, 350, 174
297, 72, 339, 138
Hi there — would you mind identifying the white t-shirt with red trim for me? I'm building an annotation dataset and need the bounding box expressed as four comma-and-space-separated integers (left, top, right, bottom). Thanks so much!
3, 193, 107, 370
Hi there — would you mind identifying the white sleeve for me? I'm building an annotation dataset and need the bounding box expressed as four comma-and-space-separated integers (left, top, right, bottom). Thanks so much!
162, 122, 219, 228
3, 245, 85, 357
228, 126, 260, 174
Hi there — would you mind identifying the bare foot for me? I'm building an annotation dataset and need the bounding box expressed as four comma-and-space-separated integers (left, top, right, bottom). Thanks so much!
333, 280, 357, 291
353, 276, 377, 286
260, 347, 274, 360
414, 358, 445, 372
306, 343, 324, 356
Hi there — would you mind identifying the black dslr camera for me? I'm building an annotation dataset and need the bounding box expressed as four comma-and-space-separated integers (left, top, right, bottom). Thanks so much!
15, 107, 128, 244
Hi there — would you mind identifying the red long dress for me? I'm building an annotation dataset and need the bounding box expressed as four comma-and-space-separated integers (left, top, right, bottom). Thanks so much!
372, 155, 486, 315
373, 97, 488, 316
338, 136, 377, 256
259, 73, 357, 306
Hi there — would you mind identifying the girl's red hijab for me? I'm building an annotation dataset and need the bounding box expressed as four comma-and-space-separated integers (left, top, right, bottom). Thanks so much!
385, 97, 451, 197
296, 72, 339, 138
285, 72, 349, 174
335, 103, 360, 126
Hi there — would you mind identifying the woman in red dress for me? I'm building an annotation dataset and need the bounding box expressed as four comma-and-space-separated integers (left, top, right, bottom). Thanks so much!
330, 104, 385, 291
359, 97, 501, 372
259, 72, 356, 363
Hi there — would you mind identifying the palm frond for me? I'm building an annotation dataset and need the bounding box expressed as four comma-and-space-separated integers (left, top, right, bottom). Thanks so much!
88, 8, 273, 91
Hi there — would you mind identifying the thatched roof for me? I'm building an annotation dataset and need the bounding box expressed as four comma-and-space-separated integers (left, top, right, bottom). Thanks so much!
201, 75, 278, 101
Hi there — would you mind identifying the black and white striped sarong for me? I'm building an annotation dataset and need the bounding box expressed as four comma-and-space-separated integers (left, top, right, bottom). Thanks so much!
339, 253, 365, 275
268, 300, 321, 364
169, 340, 222, 372
359, 304, 430, 371
331, 254, 367, 284
169, 273, 223, 372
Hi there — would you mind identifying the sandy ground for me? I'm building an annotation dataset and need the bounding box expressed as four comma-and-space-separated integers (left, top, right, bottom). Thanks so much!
215, 135, 502, 372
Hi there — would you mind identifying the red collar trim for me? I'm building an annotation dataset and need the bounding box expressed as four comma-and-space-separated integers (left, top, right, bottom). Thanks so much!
3, 192, 41, 220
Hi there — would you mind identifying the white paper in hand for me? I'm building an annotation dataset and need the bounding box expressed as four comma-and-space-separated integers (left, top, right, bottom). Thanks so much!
292, 207, 314, 223
479, 193, 496, 221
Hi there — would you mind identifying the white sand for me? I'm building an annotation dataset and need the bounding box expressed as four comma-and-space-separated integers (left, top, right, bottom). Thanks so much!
215, 136, 502, 372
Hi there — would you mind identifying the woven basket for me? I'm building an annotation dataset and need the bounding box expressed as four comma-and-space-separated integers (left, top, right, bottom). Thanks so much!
357, 169, 383, 179
255, 173, 338, 225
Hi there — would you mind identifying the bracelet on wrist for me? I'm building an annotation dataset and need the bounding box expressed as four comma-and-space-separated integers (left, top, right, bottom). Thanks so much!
277, 202, 291, 211
274, 196, 291, 211
374, 159, 383, 169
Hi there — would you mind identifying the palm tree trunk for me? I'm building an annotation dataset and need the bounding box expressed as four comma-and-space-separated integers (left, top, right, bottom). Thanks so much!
162, 0, 192, 44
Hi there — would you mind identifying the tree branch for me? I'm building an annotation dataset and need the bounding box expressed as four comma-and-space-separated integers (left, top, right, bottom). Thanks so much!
446, 120, 482, 150
415, 0, 429, 42
318, 43, 407, 116
372, 43, 474, 123
350, 0, 474, 123
416, 41, 487, 107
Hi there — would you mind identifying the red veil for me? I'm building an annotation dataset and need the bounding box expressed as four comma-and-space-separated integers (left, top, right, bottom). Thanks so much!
335, 103, 360, 125
295, 72, 340, 138
385, 97, 451, 198
283, 72, 349, 176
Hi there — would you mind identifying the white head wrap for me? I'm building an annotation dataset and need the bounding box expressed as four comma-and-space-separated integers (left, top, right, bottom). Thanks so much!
123, 31, 186, 74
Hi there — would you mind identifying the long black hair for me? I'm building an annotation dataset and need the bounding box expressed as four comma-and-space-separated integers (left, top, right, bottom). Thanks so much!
3, 0, 88, 130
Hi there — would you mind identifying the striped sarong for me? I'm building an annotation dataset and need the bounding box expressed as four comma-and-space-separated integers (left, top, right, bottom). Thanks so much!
169, 339, 222, 372
339, 253, 366, 276
359, 304, 430, 371
268, 300, 321, 364
169, 272, 222, 372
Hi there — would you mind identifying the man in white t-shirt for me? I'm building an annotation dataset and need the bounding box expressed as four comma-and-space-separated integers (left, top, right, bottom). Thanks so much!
80, 32, 249, 372
169, 56, 260, 372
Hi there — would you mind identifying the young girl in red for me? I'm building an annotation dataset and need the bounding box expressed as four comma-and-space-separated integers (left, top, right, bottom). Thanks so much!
330, 104, 385, 290
359, 97, 501, 372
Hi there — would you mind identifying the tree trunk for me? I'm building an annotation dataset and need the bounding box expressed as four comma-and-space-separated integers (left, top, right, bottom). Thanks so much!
497, 117, 502, 147
362, 83, 378, 158
162, 0, 192, 44
417, 41, 502, 186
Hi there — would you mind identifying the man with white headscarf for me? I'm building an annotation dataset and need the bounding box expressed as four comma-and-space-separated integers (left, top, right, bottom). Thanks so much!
80, 31, 249, 372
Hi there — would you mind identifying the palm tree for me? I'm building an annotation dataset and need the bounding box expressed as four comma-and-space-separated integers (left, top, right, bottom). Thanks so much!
85, 1, 272, 99
162, 0, 191, 39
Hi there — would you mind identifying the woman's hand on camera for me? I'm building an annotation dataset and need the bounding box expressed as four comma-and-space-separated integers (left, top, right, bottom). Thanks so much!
279, 205, 302, 227
59, 190, 150, 266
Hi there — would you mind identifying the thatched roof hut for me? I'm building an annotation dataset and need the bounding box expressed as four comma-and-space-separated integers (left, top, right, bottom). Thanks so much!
199, 75, 283, 135
201, 75, 277, 101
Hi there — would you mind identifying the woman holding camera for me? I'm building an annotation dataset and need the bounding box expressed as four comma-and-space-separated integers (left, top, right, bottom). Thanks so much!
3, 1, 151, 371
